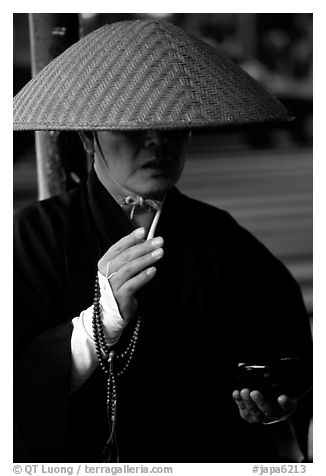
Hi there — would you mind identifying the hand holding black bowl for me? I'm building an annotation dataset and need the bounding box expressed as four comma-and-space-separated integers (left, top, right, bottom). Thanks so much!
231, 357, 312, 424
232, 388, 297, 424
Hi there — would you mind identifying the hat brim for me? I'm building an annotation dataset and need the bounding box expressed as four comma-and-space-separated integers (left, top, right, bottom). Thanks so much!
13, 20, 294, 131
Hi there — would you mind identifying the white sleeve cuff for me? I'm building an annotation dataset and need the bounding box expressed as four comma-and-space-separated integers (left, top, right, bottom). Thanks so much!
70, 271, 125, 392
70, 305, 98, 392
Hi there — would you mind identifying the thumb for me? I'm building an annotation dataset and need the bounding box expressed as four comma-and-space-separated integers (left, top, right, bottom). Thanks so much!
278, 394, 297, 415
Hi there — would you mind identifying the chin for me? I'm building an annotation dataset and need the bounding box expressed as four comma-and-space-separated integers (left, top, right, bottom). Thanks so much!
126, 166, 182, 198
132, 178, 174, 198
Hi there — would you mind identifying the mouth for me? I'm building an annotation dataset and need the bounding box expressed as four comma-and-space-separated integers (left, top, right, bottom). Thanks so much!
142, 158, 172, 169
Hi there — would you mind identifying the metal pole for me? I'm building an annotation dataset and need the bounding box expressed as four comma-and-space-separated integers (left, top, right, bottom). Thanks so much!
29, 13, 81, 199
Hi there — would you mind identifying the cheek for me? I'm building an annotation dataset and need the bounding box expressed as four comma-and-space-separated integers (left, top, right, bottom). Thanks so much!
105, 146, 138, 177
174, 161, 186, 184
98, 131, 138, 161
173, 145, 187, 174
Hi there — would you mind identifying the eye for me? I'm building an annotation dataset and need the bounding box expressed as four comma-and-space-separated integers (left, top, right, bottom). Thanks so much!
164, 130, 191, 142
122, 131, 144, 143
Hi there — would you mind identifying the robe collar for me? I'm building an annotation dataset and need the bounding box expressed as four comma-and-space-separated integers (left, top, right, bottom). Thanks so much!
85, 167, 181, 255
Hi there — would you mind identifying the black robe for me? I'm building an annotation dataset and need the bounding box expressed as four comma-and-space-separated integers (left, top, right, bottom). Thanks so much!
14, 168, 312, 463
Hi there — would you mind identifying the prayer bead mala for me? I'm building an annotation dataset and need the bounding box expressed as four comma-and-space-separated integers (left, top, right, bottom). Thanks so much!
92, 274, 141, 462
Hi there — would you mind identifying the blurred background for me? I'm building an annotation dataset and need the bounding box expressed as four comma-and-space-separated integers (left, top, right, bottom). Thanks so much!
13, 13, 313, 321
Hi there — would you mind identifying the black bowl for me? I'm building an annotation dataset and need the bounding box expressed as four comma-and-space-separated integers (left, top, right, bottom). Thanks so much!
231, 357, 312, 399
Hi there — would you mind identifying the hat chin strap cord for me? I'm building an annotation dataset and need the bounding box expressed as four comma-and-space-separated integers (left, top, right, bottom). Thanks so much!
93, 132, 163, 219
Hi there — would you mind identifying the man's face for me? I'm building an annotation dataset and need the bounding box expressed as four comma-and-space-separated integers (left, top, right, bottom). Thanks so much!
94, 130, 190, 197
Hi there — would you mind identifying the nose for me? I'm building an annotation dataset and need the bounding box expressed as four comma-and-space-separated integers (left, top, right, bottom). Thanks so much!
143, 131, 167, 149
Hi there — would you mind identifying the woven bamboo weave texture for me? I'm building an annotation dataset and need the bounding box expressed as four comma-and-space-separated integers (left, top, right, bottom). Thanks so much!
13, 20, 292, 131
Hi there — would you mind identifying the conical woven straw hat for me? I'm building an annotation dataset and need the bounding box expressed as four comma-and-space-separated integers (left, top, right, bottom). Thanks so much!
13, 19, 293, 131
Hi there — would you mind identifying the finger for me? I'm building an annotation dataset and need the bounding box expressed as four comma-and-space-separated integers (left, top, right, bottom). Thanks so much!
233, 390, 263, 423
240, 389, 264, 420
232, 390, 246, 410
112, 247, 164, 290
233, 393, 248, 415
111, 236, 164, 272
234, 399, 248, 417
240, 388, 260, 413
232, 389, 240, 400
117, 267, 157, 311
99, 227, 146, 268
250, 390, 279, 419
